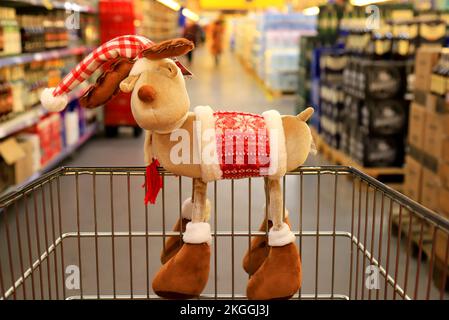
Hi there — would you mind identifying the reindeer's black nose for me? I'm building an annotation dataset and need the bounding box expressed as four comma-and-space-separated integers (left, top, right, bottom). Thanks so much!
138, 85, 156, 103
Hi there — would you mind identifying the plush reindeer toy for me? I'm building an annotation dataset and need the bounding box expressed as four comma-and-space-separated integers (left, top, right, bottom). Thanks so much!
41, 35, 314, 300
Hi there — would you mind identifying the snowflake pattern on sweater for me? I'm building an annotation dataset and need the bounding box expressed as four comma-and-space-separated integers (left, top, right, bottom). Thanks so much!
214, 111, 271, 179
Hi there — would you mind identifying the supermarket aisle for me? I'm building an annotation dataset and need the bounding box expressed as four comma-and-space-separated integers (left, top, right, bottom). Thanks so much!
2, 46, 443, 300
52, 46, 443, 300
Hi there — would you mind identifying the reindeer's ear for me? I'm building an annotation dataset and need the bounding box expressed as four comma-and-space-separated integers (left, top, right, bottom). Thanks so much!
79, 58, 135, 108
142, 38, 194, 60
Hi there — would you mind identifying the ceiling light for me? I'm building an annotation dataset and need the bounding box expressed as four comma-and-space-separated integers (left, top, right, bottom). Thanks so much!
182, 8, 200, 22
156, 0, 181, 11
350, 0, 392, 6
303, 6, 320, 16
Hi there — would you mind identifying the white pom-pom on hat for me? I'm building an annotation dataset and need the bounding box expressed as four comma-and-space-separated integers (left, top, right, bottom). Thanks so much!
40, 88, 68, 112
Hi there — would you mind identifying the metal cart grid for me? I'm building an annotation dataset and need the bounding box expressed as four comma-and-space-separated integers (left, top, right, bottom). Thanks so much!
0, 166, 448, 300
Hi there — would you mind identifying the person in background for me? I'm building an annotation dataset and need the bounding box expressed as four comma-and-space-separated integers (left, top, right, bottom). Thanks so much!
182, 20, 201, 63
207, 16, 225, 66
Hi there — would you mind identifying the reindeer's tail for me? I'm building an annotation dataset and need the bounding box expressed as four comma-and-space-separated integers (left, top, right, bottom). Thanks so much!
296, 107, 317, 155
297, 107, 314, 122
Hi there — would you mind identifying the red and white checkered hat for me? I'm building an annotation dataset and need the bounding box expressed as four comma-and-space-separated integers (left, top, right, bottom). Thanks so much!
40, 35, 192, 112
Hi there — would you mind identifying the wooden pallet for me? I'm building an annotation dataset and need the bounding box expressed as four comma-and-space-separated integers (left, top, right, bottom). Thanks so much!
432, 256, 449, 293
265, 88, 296, 99
391, 211, 449, 292
312, 129, 405, 185
391, 210, 434, 260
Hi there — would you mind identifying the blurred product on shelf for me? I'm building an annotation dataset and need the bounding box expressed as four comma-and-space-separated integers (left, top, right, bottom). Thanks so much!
317, 3, 343, 46
318, 49, 346, 150
80, 14, 100, 47
232, 12, 316, 93
140, 0, 179, 41
0, 71, 14, 116
19, 13, 66, 52
0, 55, 80, 121
297, 36, 320, 113
430, 48, 449, 97
64, 106, 80, 146
26, 112, 63, 167
0, 7, 22, 56
419, 18, 447, 46
0, 5, 98, 55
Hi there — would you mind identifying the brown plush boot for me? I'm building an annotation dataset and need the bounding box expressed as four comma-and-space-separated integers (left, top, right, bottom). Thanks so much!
153, 243, 211, 299
160, 197, 210, 264
160, 217, 190, 265
247, 223, 301, 300
242, 215, 291, 275
153, 222, 212, 299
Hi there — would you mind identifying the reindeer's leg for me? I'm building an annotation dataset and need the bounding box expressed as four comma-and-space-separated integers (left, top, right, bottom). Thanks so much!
153, 178, 211, 299
160, 179, 211, 264
247, 178, 301, 300
243, 178, 291, 275
242, 178, 271, 275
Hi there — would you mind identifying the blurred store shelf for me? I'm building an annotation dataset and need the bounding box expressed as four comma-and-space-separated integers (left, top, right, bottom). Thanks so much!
0, 46, 94, 68
6, 0, 98, 13
0, 87, 87, 140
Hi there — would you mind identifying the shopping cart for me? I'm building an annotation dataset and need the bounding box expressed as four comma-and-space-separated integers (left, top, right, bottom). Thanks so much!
0, 166, 448, 300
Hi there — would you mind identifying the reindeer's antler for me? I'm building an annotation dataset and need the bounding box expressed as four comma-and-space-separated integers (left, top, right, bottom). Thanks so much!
142, 38, 194, 60
80, 58, 135, 108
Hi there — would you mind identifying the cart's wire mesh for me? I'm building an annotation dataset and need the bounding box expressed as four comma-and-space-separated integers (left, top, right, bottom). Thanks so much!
0, 166, 448, 300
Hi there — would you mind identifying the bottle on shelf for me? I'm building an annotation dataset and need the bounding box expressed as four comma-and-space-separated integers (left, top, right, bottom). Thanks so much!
0, 69, 13, 116
0, 7, 21, 56
431, 48, 449, 96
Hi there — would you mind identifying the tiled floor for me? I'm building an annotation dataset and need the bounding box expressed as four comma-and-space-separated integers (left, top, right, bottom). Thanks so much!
0, 46, 447, 300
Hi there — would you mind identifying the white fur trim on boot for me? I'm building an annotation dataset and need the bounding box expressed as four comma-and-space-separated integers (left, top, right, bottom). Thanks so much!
181, 197, 211, 221
194, 106, 222, 182
262, 110, 287, 179
40, 88, 68, 112
268, 222, 295, 247
183, 222, 212, 245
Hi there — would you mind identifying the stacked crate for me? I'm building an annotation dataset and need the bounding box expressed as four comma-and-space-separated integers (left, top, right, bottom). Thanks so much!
319, 49, 346, 150
429, 48, 449, 220
404, 46, 449, 277
342, 58, 409, 168
404, 47, 442, 209
297, 36, 319, 114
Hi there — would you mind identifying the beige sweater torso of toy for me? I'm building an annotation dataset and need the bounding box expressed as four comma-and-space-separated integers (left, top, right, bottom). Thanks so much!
148, 111, 313, 178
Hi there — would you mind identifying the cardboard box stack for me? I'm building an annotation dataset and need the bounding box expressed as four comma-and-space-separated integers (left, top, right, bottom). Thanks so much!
0, 113, 64, 193
405, 46, 449, 267
0, 133, 40, 191
405, 47, 440, 208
